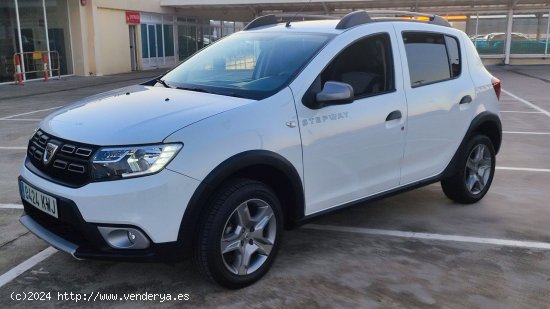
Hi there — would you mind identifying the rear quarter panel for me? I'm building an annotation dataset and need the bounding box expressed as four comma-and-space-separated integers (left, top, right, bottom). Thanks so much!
463, 34, 501, 117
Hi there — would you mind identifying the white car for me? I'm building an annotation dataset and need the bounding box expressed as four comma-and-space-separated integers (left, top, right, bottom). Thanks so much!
19, 11, 502, 288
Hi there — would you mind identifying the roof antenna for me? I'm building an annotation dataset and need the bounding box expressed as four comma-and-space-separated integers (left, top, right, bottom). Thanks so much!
286, 0, 312, 27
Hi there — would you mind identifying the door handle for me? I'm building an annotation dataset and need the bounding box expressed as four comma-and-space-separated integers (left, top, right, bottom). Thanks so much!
459, 95, 472, 104
386, 110, 402, 121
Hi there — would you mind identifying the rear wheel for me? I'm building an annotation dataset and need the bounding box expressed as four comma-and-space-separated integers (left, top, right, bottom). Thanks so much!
441, 134, 496, 204
194, 179, 283, 289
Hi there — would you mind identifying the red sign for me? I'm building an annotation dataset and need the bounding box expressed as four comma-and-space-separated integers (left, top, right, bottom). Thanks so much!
126, 12, 140, 24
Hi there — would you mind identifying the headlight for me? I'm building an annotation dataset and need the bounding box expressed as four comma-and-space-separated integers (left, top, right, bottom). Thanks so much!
91, 143, 182, 181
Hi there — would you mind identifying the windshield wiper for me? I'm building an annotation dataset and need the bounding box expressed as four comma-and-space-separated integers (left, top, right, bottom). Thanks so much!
176, 86, 211, 94
223, 92, 245, 98
177, 87, 245, 98
155, 79, 172, 88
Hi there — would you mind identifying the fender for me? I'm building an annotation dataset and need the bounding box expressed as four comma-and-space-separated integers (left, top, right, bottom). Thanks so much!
175, 150, 305, 256
443, 111, 502, 178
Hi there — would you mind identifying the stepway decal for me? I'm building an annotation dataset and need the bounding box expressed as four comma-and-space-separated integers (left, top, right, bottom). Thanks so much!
301, 112, 349, 126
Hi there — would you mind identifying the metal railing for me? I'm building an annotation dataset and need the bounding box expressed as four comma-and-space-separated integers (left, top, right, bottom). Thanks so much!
12, 51, 61, 85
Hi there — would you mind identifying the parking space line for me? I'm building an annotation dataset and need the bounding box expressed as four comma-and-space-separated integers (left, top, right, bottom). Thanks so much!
0, 118, 41, 122
496, 166, 550, 173
500, 111, 543, 114
0, 106, 61, 120
503, 131, 550, 135
502, 89, 550, 117
303, 224, 550, 250
0, 204, 23, 209
0, 147, 26, 150
0, 247, 57, 289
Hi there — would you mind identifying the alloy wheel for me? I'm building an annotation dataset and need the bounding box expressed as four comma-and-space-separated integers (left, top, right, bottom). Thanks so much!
464, 144, 492, 195
220, 199, 277, 275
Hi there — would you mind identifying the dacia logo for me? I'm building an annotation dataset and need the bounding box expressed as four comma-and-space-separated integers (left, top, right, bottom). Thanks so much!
43, 142, 59, 165
301, 112, 349, 127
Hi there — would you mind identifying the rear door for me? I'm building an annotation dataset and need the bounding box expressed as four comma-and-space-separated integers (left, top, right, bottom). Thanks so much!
394, 24, 476, 184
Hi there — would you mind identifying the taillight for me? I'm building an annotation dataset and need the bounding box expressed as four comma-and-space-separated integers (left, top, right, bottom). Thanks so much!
491, 77, 501, 100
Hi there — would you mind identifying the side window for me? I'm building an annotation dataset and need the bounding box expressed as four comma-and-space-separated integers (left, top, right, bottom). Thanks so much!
444, 35, 461, 78
320, 33, 394, 98
402, 32, 461, 87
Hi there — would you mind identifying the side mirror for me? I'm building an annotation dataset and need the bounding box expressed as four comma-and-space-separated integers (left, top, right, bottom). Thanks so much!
316, 81, 354, 106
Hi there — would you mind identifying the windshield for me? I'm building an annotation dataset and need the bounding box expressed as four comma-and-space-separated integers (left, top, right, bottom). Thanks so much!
161, 32, 333, 100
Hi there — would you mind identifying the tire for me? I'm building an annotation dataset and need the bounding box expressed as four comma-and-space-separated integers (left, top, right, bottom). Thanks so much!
441, 134, 496, 204
193, 178, 283, 289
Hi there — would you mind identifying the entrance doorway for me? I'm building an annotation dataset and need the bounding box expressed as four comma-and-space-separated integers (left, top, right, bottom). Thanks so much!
139, 15, 175, 70
128, 25, 138, 71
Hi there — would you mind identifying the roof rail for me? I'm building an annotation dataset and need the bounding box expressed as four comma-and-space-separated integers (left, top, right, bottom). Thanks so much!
243, 14, 338, 31
335, 11, 372, 30
336, 10, 451, 30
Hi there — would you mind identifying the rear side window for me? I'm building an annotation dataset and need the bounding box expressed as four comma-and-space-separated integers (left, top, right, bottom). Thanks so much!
445, 35, 461, 78
403, 32, 461, 87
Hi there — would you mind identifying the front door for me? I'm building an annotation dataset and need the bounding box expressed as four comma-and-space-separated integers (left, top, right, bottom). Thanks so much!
293, 29, 407, 215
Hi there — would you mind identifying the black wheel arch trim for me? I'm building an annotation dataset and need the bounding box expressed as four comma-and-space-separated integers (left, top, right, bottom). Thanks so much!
442, 111, 502, 178
471, 111, 502, 153
176, 150, 305, 254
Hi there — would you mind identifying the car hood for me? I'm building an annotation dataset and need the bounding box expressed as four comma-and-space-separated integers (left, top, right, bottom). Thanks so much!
40, 85, 254, 145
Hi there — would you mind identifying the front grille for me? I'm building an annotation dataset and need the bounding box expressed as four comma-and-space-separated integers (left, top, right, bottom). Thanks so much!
27, 130, 98, 186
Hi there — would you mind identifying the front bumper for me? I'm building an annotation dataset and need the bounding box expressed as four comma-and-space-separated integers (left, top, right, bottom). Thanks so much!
20, 214, 79, 257
19, 164, 201, 261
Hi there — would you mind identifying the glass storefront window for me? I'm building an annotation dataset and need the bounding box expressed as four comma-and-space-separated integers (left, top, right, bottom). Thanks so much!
0, 0, 72, 82
176, 19, 243, 63
140, 16, 175, 69
0, 1, 19, 82
177, 23, 197, 61
18, 0, 48, 79
141, 24, 148, 58
164, 24, 174, 57
45, 0, 73, 75
197, 24, 207, 50
148, 24, 156, 58
156, 24, 163, 58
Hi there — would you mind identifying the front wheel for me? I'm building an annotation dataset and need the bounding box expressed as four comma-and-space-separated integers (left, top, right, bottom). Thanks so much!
194, 179, 283, 289
441, 134, 496, 204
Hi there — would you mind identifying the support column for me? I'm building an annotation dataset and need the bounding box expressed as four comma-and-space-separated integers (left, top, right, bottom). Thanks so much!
68, 0, 88, 76
89, 0, 102, 75
162, 15, 166, 66
473, 13, 479, 47
535, 13, 542, 41
42, 0, 52, 77
545, 10, 550, 56
504, 9, 513, 65
14, 0, 26, 81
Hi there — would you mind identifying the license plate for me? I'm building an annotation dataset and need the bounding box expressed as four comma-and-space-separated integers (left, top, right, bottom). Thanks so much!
20, 181, 58, 218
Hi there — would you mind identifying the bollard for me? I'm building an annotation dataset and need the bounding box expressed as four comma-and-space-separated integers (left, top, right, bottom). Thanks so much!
42, 53, 49, 81
14, 54, 23, 85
